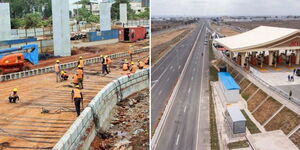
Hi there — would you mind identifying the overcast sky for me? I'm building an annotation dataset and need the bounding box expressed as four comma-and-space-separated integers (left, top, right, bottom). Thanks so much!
152, 0, 300, 17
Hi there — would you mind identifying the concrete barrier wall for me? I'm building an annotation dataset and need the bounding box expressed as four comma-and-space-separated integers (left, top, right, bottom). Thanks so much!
52, 68, 149, 150
0, 47, 149, 82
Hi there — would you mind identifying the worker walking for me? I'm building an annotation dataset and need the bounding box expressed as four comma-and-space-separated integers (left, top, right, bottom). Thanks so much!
71, 85, 83, 116
9, 88, 19, 103
55, 60, 61, 82
138, 60, 145, 69
130, 62, 138, 73
77, 65, 84, 89
102, 55, 109, 75
122, 59, 129, 71
78, 56, 84, 69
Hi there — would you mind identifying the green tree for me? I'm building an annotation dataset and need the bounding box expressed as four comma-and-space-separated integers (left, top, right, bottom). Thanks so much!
111, 0, 136, 20
24, 13, 42, 29
136, 7, 149, 19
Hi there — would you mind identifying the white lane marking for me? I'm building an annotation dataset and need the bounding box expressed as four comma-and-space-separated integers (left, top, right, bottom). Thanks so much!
170, 65, 173, 70
176, 134, 180, 145
167, 77, 170, 81
193, 68, 196, 72
158, 90, 162, 95
192, 76, 194, 81
178, 65, 181, 70
188, 88, 191, 94
196, 32, 207, 150
151, 65, 170, 89
184, 106, 187, 113
152, 24, 205, 150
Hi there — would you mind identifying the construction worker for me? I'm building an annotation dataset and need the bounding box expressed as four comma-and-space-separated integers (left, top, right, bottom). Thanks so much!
8, 88, 19, 103
77, 65, 84, 89
55, 60, 61, 82
122, 59, 129, 71
130, 62, 138, 73
78, 56, 84, 69
138, 60, 145, 69
102, 55, 109, 75
106, 55, 112, 72
71, 85, 83, 116
60, 71, 69, 81
128, 45, 133, 61
144, 56, 149, 65
72, 73, 79, 86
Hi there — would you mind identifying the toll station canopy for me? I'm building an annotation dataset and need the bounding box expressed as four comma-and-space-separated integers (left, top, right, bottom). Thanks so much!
214, 26, 300, 52
218, 72, 240, 90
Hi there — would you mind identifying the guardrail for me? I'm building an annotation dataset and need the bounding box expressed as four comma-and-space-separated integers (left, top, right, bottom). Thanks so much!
0, 47, 149, 82
212, 45, 300, 106
53, 68, 149, 150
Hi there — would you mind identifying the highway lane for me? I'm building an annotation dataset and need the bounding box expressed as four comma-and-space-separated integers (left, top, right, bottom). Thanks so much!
152, 21, 210, 150
151, 23, 203, 128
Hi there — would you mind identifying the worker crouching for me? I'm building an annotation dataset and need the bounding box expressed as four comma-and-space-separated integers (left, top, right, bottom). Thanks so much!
138, 60, 145, 69
130, 62, 138, 73
71, 85, 83, 116
60, 71, 69, 81
9, 88, 19, 103
122, 59, 129, 71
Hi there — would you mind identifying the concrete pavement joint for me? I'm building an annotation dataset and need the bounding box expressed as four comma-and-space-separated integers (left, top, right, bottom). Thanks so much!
176, 134, 181, 145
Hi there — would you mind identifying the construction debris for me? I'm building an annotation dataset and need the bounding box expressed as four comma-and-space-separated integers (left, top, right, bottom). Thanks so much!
90, 90, 149, 150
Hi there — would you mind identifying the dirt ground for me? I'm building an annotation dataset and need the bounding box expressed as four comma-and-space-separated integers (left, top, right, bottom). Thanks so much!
226, 20, 300, 30
0, 52, 148, 149
289, 128, 300, 149
33, 39, 149, 69
252, 97, 282, 124
210, 23, 241, 36
265, 107, 300, 134
151, 25, 194, 64
90, 89, 149, 150
247, 90, 268, 112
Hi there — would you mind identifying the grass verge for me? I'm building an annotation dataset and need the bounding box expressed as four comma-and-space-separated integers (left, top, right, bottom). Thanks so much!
227, 140, 249, 149
241, 110, 261, 134
209, 38, 220, 150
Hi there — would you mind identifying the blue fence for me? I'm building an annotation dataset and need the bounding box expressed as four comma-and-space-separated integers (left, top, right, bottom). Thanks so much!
87, 30, 119, 42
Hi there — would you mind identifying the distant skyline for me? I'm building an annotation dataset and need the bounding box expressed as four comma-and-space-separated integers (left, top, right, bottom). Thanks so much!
152, 0, 300, 17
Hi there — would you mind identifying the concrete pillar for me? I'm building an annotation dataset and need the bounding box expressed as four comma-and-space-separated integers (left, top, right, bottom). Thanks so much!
52, 0, 71, 56
240, 52, 246, 67
296, 50, 300, 65
269, 51, 274, 66
120, 3, 127, 24
100, 2, 111, 31
0, 3, 11, 41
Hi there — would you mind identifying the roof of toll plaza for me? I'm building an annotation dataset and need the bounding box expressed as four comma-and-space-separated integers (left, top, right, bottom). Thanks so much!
214, 26, 300, 53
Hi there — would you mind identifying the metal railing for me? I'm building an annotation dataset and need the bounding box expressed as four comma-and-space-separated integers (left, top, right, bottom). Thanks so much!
0, 47, 149, 82
212, 46, 300, 106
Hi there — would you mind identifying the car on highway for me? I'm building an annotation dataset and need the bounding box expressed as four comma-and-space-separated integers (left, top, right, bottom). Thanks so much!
296, 69, 300, 76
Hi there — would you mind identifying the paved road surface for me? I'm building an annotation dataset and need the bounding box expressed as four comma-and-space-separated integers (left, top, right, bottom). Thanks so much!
151, 23, 202, 128
151, 21, 210, 150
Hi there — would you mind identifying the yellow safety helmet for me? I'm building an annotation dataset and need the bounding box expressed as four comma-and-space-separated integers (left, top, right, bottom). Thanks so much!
75, 85, 80, 88
124, 59, 128, 61
13, 88, 18, 92
105, 55, 108, 58
131, 62, 134, 65
129, 45, 133, 47
56, 60, 60, 63
79, 56, 83, 59
138, 60, 140, 62
61, 71, 64, 74
78, 65, 82, 68
100, 55, 103, 57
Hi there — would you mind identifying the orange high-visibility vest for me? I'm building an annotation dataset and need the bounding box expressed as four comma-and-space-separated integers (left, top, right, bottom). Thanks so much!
131, 65, 137, 73
79, 60, 84, 68
123, 63, 129, 71
77, 69, 83, 79
73, 88, 81, 98
73, 75, 78, 84
55, 64, 59, 72
107, 58, 112, 64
